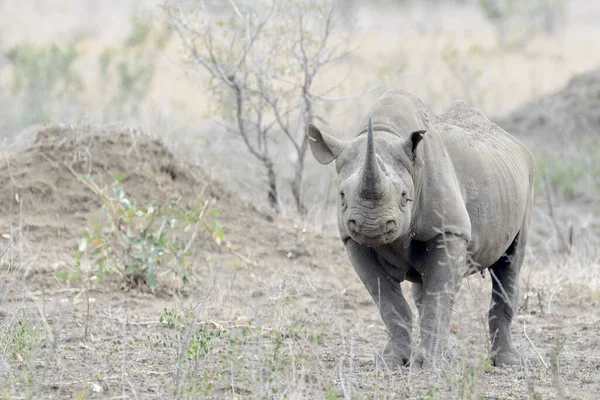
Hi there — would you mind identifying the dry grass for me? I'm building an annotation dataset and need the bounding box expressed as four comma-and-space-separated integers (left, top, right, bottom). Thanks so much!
0, 123, 598, 398
0, 1, 599, 399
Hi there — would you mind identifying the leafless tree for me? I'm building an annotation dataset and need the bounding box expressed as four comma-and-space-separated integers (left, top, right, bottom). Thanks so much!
164, 0, 359, 214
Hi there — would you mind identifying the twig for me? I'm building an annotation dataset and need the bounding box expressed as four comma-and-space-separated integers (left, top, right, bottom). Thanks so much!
0, 240, 12, 259
137, 370, 173, 376
523, 321, 548, 369
100, 311, 161, 326
228, 248, 258, 266
3, 287, 83, 302
52, 375, 121, 386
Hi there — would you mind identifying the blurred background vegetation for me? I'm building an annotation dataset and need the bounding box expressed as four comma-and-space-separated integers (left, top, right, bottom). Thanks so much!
0, 0, 598, 235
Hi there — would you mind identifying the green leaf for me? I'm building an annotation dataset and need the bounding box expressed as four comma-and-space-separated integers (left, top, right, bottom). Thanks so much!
206, 207, 220, 217
213, 221, 225, 241
122, 235, 140, 246
56, 271, 72, 281
146, 270, 157, 288
126, 264, 139, 273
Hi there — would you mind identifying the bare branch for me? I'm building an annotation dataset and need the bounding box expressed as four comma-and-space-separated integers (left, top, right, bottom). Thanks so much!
167, 0, 375, 214
230, 0, 276, 77
230, 77, 265, 162
166, 7, 230, 85
268, 97, 302, 155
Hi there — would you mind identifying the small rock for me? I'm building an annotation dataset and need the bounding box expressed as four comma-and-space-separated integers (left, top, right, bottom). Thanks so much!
91, 383, 103, 393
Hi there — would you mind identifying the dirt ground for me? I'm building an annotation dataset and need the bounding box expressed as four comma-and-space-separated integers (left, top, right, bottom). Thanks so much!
0, 122, 599, 399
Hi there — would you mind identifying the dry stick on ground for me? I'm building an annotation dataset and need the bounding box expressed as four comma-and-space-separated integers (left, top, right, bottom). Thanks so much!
522, 321, 548, 369
549, 338, 567, 400
0, 240, 13, 286
0, 240, 12, 260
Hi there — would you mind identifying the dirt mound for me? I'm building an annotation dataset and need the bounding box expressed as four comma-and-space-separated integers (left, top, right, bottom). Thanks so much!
0, 125, 230, 252
499, 68, 600, 146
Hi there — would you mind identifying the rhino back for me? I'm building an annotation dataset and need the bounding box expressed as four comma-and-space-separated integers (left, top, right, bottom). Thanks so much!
355, 89, 429, 137
434, 101, 534, 268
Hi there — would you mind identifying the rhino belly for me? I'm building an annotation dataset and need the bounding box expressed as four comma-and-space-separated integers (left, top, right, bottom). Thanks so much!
461, 160, 531, 270
466, 205, 523, 270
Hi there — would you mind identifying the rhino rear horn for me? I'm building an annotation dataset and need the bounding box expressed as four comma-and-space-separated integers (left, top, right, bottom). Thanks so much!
359, 117, 386, 200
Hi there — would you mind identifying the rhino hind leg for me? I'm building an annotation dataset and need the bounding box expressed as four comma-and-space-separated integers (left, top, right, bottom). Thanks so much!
488, 230, 526, 367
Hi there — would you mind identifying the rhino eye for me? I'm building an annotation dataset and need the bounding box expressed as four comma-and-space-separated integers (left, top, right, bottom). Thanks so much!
340, 191, 347, 210
401, 191, 413, 205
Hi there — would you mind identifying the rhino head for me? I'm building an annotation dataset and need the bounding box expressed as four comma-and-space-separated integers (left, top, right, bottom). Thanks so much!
307, 117, 426, 247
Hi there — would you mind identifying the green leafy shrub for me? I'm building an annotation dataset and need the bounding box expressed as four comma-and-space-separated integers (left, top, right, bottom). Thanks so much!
58, 173, 223, 290
159, 307, 225, 385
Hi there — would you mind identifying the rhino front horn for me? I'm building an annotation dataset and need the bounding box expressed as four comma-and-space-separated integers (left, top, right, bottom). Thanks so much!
359, 116, 386, 200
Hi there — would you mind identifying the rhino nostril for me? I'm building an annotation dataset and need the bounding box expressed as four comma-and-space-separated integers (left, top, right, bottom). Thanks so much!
348, 219, 358, 232
385, 220, 397, 233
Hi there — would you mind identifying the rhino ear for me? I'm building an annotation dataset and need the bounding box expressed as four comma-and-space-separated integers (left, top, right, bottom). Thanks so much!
307, 123, 346, 165
403, 130, 426, 163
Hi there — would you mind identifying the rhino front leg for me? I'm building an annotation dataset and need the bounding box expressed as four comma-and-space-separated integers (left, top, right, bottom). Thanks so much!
345, 239, 413, 369
414, 234, 466, 367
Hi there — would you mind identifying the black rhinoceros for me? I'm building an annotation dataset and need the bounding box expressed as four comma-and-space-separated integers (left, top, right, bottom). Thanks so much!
307, 89, 534, 368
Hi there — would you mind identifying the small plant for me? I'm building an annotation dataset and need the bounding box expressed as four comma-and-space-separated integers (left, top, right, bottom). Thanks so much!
160, 307, 226, 395
160, 308, 185, 329
0, 310, 42, 390
160, 308, 225, 362
59, 173, 224, 290
417, 389, 437, 400
0, 314, 40, 364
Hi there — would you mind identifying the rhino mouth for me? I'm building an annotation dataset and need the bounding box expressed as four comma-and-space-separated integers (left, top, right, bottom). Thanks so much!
349, 230, 400, 247
347, 213, 401, 246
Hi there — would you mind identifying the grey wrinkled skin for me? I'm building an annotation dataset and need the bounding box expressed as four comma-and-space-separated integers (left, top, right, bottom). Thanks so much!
307, 89, 534, 369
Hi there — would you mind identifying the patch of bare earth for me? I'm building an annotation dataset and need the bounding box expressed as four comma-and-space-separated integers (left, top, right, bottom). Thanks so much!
0, 125, 599, 398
